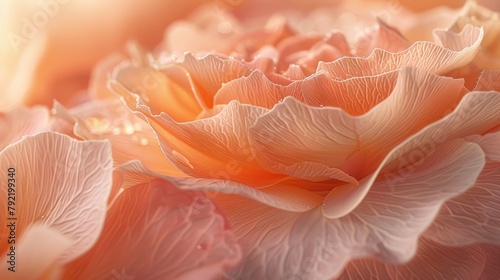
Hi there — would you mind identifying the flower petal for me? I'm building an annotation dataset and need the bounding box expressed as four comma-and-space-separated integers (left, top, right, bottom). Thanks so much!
52, 100, 185, 177
112, 62, 204, 121
251, 67, 465, 181
354, 18, 410, 57
111, 79, 284, 184
177, 53, 252, 108
0, 132, 113, 262
0, 106, 50, 151
213, 139, 485, 279
301, 71, 397, 115
475, 70, 500, 91
115, 160, 323, 213
0, 225, 73, 280
337, 238, 486, 280
424, 161, 500, 246
330, 91, 500, 218
318, 24, 483, 78
64, 174, 241, 280
479, 244, 500, 279
214, 70, 304, 108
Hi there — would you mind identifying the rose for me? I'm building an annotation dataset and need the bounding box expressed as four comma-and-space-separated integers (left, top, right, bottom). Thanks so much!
100, 3, 499, 279
1, 1, 500, 279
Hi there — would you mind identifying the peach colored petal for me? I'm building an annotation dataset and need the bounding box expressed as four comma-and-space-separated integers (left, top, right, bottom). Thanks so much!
475, 70, 500, 91
176, 53, 252, 108
0, 225, 72, 280
111, 79, 292, 187
251, 68, 466, 184
424, 160, 500, 246
276, 34, 324, 72
452, 2, 500, 56
212, 139, 485, 279
480, 244, 500, 279
337, 238, 486, 280
354, 18, 410, 57
349, 68, 466, 175
425, 162, 500, 245
0, 132, 113, 262
342, 92, 500, 219
52, 100, 185, 178
301, 71, 397, 115
214, 70, 304, 108
270, 161, 358, 186
318, 24, 483, 78
392, 6, 461, 42
0, 106, 50, 151
112, 62, 204, 121
382, 91, 500, 168
114, 160, 323, 212
249, 97, 358, 172
64, 175, 241, 280
467, 131, 500, 161
283, 64, 307, 80
291, 32, 352, 74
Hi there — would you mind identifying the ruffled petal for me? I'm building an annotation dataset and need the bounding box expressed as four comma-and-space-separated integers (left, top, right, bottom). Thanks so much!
64, 173, 241, 280
0, 225, 73, 280
479, 244, 500, 279
424, 132, 500, 246
176, 53, 252, 108
475, 70, 500, 91
301, 71, 397, 115
52, 100, 185, 177
213, 139, 485, 279
318, 24, 483, 78
111, 79, 287, 185
0, 132, 113, 266
337, 238, 486, 280
114, 160, 323, 213
251, 67, 466, 181
214, 70, 304, 108
354, 18, 410, 57
112, 62, 204, 121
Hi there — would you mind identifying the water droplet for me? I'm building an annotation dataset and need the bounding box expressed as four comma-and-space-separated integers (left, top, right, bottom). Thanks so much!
319, 104, 324, 108
197, 244, 207, 250
124, 124, 135, 135
278, 99, 283, 103
140, 138, 149, 146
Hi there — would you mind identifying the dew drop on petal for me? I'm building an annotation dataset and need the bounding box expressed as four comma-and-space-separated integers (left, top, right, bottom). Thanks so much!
124, 124, 135, 135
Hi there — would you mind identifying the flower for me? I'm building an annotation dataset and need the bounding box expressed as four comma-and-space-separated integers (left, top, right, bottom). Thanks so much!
105, 3, 500, 279
1, 1, 500, 279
